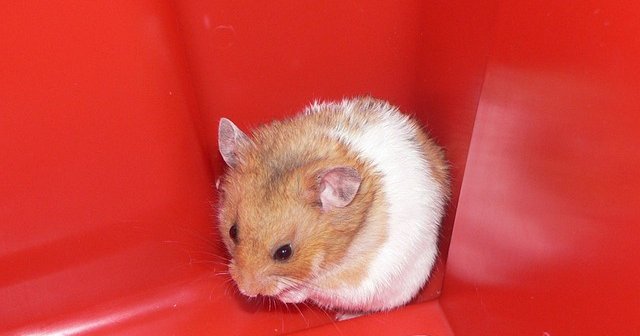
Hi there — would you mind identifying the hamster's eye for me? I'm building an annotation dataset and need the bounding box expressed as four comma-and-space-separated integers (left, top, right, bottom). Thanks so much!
229, 223, 238, 244
273, 244, 293, 262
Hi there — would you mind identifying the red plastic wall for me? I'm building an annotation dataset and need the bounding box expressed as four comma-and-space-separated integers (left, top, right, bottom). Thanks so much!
441, 1, 640, 335
1, 1, 639, 335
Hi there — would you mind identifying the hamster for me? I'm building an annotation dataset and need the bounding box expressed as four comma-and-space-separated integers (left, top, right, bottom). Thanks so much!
216, 97, 450, 314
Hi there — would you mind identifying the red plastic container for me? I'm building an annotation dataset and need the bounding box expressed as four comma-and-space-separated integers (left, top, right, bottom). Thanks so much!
2, 1, 639, 335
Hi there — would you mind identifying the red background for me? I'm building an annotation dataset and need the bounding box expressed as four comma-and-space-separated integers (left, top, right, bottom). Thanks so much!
1, 1, 638, 335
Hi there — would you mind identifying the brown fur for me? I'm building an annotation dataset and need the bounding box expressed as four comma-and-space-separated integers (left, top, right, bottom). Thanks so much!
218, 97, 447, 298
314, 182, 388, 289
218, 113, 387, 296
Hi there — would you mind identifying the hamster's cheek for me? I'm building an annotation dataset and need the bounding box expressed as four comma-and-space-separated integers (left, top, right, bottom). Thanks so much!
228, 261, 239, 281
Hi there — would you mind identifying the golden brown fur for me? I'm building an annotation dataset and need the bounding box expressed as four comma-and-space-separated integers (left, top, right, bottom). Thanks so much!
218, 110, 387, 296
218, 96, 449, 303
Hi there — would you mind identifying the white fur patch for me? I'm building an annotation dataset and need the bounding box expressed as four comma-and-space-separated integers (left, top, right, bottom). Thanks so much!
305, 98, 447, 311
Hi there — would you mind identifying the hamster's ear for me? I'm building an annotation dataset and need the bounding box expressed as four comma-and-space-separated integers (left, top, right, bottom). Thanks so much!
218, 118, 249, 167
318, 167, 361, 211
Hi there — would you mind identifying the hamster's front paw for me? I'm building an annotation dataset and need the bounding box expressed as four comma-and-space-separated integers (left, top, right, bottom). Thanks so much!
335, 312, 364, 321
277, 288, 308, 304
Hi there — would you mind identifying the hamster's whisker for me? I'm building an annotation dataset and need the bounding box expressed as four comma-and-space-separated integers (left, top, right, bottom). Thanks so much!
162, 240, 231, 268
207, 275, 236, 301
187, 259, 227, 267
174, 225, 220, 245
301, 301, 344, 334
292, 303, 309, 327
277, 276, 324, 293
189, 250, 229, 258
212, 271, 230, 277
183, 257, 229, 270
306, 302, 343, 333
283, 302, 291, 314
220, 280, 232, 298
188, 251, 230, 263
301, 301, 321, 320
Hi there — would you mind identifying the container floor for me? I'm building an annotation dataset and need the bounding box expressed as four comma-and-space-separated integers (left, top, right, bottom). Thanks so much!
1, 1, 639, 335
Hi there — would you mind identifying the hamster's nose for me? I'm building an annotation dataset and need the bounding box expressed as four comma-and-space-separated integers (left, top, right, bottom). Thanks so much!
230, 266, 268, 298
237, 284, 260, 298
235, 277, 270, 298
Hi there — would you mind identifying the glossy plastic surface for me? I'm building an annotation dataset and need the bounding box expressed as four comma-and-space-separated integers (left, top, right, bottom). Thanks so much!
2, 1, 638, 335
442, 1, 640, 335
